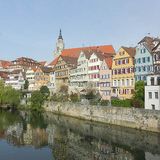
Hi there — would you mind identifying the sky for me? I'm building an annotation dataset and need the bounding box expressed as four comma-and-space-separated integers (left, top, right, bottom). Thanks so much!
0, 0, 160, 62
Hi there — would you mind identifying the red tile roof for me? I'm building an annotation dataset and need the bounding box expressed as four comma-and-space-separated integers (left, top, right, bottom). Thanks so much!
49, 45, 115, 66
61, 45, 115, 58
0, 60, 11, 68
49, 56, 59, 66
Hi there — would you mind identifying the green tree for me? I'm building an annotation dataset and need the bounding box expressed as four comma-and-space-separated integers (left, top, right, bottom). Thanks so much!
30, 91, 44, 111
132, 81, 145, 108
40, 86, 50, 100
24, 80, 29, 90
0, 80, 21, 108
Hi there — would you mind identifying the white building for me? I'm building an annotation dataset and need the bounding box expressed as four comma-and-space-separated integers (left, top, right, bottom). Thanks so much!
69, 50, 92, 93
145, 75, 160, 110
26, 67, 37, 91
48, 70, 56, 95
5, 70, 25, 90
88, 51, 105, 90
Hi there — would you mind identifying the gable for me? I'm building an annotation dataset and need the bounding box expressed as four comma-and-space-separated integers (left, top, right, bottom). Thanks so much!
136, 44, 152, 57
114, 48, 130, 59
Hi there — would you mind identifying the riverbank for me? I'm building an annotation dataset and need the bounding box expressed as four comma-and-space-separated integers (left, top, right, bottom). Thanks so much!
44, 101, 160, 133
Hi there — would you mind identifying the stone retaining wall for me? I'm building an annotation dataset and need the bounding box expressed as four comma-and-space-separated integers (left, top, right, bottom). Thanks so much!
44, 102, 160, 133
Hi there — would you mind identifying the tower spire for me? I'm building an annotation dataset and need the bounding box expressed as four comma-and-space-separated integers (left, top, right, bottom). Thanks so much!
58, 29, 63, 40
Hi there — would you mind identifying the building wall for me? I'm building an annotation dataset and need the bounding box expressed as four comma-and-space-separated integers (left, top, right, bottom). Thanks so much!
26, 69, 36, 91
69, 51, 89, 93
99, 60, 112, 100
112, 48, 135, 99
35, 68, 50, 90
88, 53, 102, 89
55, 56, 69, 91
135, 44, 153, 81
5, 72, 25, 90
145, 75, 160, 110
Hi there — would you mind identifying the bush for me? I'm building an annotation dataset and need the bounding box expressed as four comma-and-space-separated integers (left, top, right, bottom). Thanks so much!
111, 99, 132, 108
51, 93, 69, 102
100, 100, 109, 106
85, 91, 96, 100
131, 99, 144, 108
90, 99, 99, 105
70, 93, 80, 102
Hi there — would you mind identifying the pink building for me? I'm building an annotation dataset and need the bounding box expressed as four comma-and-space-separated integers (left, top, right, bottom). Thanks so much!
99, 58, 112, 100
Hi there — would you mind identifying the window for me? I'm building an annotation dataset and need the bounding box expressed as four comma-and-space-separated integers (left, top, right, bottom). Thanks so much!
143, 66, 146, 71
157, 77, 160, 85
122, 79, 125, 86
151, 77, 154, 85
155, 92, 158, 99
142, 57, 146, 63
131, 79, 134, 86
114, 80, 117, 87
138, 67, 141, 72
126, 58, 129, 64
118, 80, 120, 86
126, 79, 129, 86
138, 58, 141, 63
149, 92, 152, 99
147, 57, 150, 62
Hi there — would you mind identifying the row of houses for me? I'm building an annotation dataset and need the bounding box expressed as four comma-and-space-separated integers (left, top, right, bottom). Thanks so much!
0, 57, 55, 92
0, 31, 160, 110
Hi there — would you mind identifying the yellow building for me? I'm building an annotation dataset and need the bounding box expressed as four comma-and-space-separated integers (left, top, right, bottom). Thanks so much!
35, 67, 53, 90
112, 47, 136, 99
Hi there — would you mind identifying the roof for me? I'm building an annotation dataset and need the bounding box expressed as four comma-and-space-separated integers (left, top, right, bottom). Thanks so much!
0, 71, 8, 79
0, 60, 11, 68
138, 36, 155, 51
49, 45, 115, 67
29, 66, 38, 72
49, 56, 59, 66
61, 45, 115, 58
61, 56, 78, 65
104, 57, 112, 69
122, 46, 136, 57
152, 42, 160, 52
10, 69, 22, 74
40, 66, 53, 73
39, 61, 47, 66
80, 50, 93, 59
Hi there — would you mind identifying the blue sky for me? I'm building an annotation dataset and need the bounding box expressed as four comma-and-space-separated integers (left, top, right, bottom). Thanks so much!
0, 0, 160, 62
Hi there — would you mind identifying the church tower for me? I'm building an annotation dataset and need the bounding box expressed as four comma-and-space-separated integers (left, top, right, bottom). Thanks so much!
53, 29, 65, 57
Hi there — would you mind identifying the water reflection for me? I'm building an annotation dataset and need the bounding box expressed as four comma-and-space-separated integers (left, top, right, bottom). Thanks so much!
0, 110, 160, 160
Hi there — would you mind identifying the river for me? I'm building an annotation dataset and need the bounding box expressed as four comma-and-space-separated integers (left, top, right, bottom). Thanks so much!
0, 110, 160, 160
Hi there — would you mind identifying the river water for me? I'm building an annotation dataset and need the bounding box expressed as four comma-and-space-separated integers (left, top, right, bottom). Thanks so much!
0, 110, 160, 160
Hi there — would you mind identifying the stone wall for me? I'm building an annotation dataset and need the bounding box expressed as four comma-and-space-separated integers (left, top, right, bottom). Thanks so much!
44, 102, 160, 133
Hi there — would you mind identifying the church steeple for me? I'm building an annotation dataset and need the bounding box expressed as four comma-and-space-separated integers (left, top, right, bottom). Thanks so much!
58, 29, 63, 40
53, 30, 65, 57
